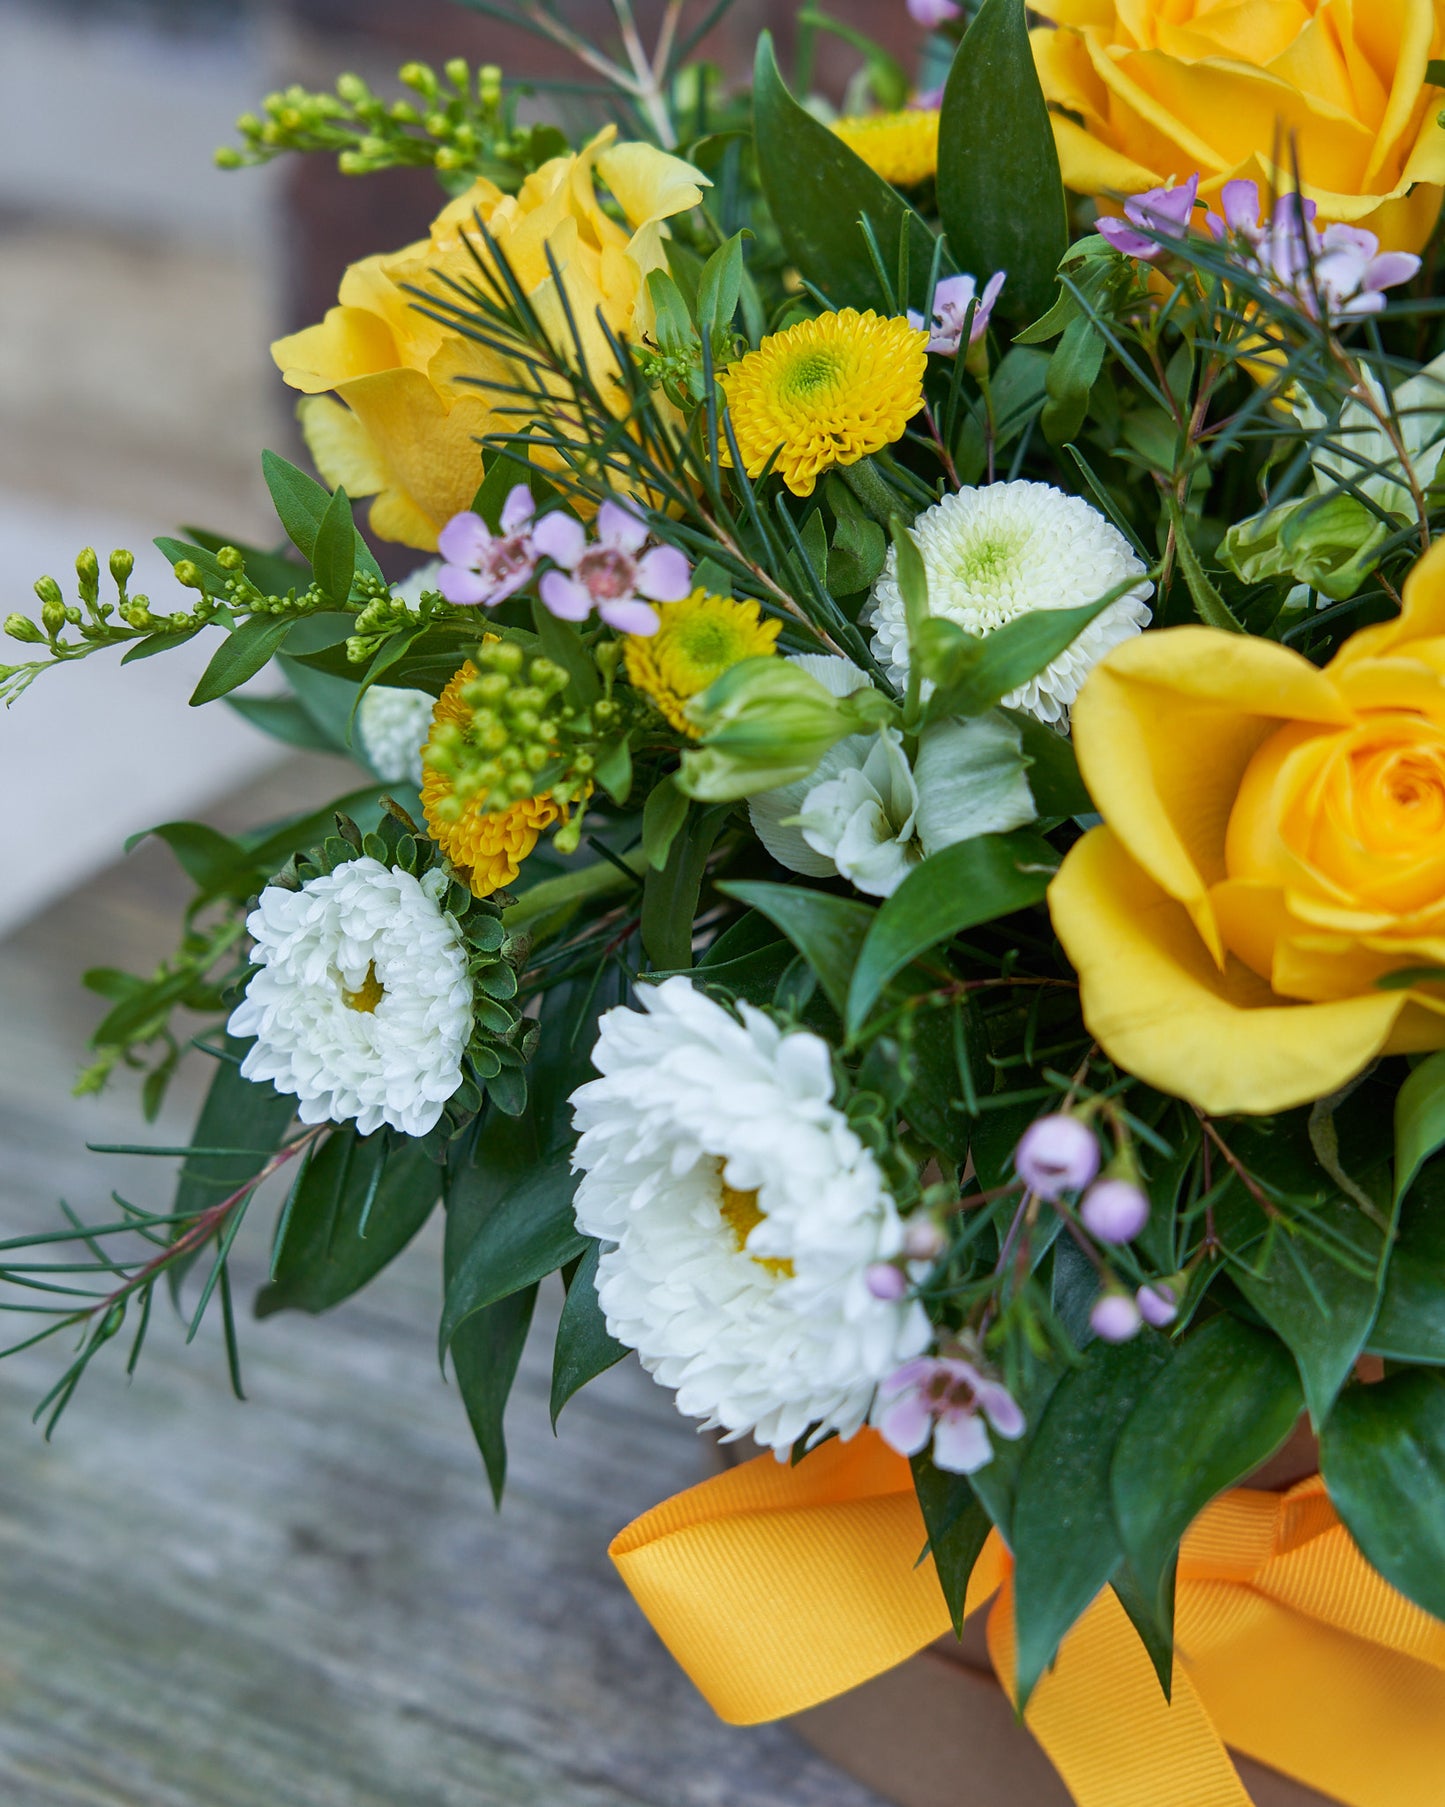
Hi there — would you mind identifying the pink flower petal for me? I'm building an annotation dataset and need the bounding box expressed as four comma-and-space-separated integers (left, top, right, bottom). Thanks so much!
437, 511, 490, 567
533, 511, 587, 569
499, 483, 536, 533
1364, 252, 1421, 293
932, 1410, 994, 1475
598, 499, 650, 553
599, 597, 660, 636
436, 565, 493, 606
540, 569, 594, 621
976, 1380, 1025, 1440
877, 1392, 933, 1458
635, 545, 692, 602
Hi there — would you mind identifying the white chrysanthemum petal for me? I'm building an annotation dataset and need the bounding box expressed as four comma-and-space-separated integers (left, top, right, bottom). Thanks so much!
228, 856, 472, 1138
357, 685, 435, 786
865, 480, 1153, 725
569, 977, 930, 1453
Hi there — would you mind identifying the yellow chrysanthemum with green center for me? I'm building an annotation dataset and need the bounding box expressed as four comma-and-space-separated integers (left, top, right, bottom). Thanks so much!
832, 109, 940, 189
719, 309, 928, 498
422, 661, 563, 898
623, 590, 781, 734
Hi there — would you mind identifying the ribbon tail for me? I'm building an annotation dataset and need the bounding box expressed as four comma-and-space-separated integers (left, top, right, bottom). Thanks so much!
986, 1577, 1256, 1807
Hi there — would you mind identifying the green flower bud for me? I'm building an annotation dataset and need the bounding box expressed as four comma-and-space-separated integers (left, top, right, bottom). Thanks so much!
445, 57, 470, 90
336, 72, 370, 105
109, 548, 135, 586
214, 146, 245, 170
478, 639, 525, 677
173, 560, 205, 592
33, 575, 64, 609
216, 545, 244, 571
479, 65, 503, 106
338, 150, 369, 176
679, 657, 870, 802
399, 62, 437, 99
42, 600, 67, 636
5, 613, 43, 644
75, 546, 100, 603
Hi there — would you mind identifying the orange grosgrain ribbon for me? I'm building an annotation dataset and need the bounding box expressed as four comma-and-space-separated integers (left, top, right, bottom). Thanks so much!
609, 1432, 1445, 1807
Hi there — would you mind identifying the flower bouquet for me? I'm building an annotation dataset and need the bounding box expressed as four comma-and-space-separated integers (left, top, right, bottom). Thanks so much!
7, 1, 1445, 1802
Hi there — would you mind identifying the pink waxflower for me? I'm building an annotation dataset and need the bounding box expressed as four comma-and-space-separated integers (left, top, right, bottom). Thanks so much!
1080, 1177, 1151, 1244
1090, 1290, 1144, 1344
908, 0, 961, 24
1097, 173, 1200, 261
1014, 1113, 1100, 1200
533, 500, 691, 637
907, 271, 1007, 355
1207, 179, 1420, 321
876, 1355, 1025, 1475
436, 485, 540, 607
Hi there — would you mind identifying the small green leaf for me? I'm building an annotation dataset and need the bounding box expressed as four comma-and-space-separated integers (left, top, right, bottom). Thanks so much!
1370, 1157, 1445, 1364
1322, 1370, 1445, 1621
550, 1239, 627, 1426
1012, 1337, 1172, 1704
311, 485, 357, 607
718, 880, 876, 1022
1041, 315, 1106, 448
936, 0, 1067, 321
846, 831, 1057, 1034
256, 1132, 438, 1316
642, 775, 690, 871
1166, 496, 1245, 634
594, 734, 633, 805
921, 587, 1134, 723
226, 692, 343, 752
189, 614, 296, 706
642, 805, 729, 971
261, 449, 384, 582
912, 1454, 993, 1637
530, 594, 601, 705
696, 230, 747, 334
1111, 1318, 1302, 1636
752, 33, 936, 309
1394, 1050, 1445, 1205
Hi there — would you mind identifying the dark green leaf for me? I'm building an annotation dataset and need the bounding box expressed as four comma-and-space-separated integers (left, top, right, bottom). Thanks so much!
256, 1132, 438, 1316
123, 819, 256, 893
1394, 1050, 1445, 1206
1041, 315, 1106, 448
921, 589, 1132, 724
439, 1147, 584, 1350
846, 831, 1057, 1034
936, 0, 1067, 320
1370, 1157, 1445, 1364
1166, 496, 1245, 634
550, 1239, 627, 1426
1013, 1337, 1172, 1703
1226, 1195, 1384, 1425
642, 775, 690, 871
1111, 1318, 1302, 1636
718, 880, 875, 1021
311, 485, 358, 607
189, 614, 296, 706
1320, 1370, 1445, 1622
261, 449, 384, 583
1004, 710, 1092, 818
642, 804, 729, 971
226, 692, 343, 752
530, 594, 601, 705
912, 1454, 993, 1636
753, 33, 937, 309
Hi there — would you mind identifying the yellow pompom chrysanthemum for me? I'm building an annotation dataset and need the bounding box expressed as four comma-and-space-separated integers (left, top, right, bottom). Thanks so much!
832, 110, 941, 189
623, 590, 782, 735
422, 662, 562, 898
719, 310, 928, 498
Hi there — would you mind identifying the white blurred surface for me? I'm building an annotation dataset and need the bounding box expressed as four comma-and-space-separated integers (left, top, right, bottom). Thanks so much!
0, 493, 277, 937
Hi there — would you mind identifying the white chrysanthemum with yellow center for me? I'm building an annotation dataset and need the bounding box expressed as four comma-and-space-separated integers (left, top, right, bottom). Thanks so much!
569, 977, 930, 1453
867, 481, 1154, 724
229, 857, 472, 1137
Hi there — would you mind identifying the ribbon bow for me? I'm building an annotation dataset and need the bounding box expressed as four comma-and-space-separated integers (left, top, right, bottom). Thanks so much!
610, 1432, 1445, 1807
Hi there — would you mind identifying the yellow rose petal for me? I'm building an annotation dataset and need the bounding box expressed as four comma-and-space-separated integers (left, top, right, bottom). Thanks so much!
1049, 827, 1409, 1116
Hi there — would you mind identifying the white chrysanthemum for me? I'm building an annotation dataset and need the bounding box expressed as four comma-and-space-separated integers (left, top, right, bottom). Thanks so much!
228, 856, 472, 1138
866, 481, 1153, 724
569, 977, 931, 1453
358, 685, 434, 786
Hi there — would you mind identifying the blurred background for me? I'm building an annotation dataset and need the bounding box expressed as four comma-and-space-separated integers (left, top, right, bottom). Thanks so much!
0, 5, 912, 1803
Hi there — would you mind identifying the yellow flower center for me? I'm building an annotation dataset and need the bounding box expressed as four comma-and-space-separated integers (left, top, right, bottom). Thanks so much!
341, 961, 385, 1014
624, 589, 781, 735
718, 1167, 794, 1279
782, 349, 845, 400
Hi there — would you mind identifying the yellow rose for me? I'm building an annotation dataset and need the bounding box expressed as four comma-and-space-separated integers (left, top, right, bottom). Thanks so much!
1032, 0, 1445, 252
1050, 541, 1445, 1115
272, 128, 708, 550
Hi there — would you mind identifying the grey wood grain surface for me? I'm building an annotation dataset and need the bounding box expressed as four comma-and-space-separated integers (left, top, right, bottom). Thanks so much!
0, 757, 887, 1807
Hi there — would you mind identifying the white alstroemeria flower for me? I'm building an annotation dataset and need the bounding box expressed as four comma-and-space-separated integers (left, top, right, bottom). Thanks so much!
749, 656, 1036, 898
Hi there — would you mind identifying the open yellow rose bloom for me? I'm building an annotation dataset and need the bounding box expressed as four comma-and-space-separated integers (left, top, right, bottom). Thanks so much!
1052, 541, 1445, 1114
1032, 0, 1445, 251
271, 128, 708, 550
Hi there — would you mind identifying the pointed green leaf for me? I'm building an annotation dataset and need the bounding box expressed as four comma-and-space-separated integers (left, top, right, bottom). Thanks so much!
717, 880, 876, 1021
1393, 1049, 1445, 1206
846, 831, 1057, 1034
311, 484, 357, 607
912, 1454, 993, 1637
189, 613, 296, 706
550, 1239, 627, 1426
936, 0, 1067, 321
440, 1147, 583, 1351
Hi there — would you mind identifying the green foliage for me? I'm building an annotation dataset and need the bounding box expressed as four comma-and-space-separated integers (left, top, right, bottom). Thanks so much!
551, 1241, 628, 1426
912, 1453, 994, 1636
936, 0, 1066, 322
718, 881, 876, 1021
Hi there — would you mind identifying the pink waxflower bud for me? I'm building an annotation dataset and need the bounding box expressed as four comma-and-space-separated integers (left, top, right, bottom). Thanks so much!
1080, 1178, 1151, 1244
1137, 1282, 1179, 1328
908, 0, 961, 24
1090, 1290, 1143, 1344
1014, 1114, 1100, 1200
866, 1262, 909, 1301
902, 1218, 946, 1262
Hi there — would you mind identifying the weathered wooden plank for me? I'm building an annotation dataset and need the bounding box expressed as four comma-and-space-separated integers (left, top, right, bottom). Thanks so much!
0, 757, 886, 1807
